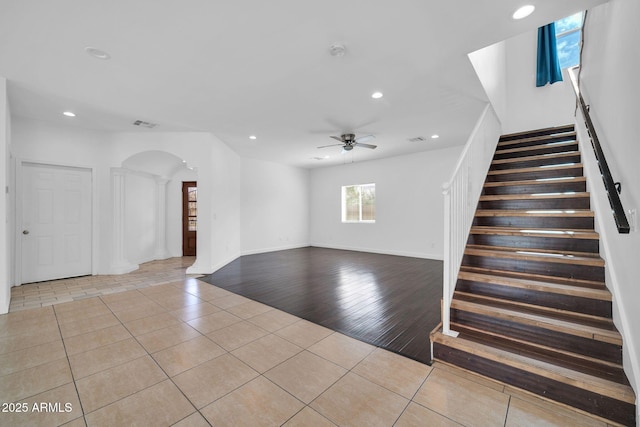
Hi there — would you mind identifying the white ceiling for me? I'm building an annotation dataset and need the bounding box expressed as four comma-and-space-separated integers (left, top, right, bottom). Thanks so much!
0, 0, 605, 168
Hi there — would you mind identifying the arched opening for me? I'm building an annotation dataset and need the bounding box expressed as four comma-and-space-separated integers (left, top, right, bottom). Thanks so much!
112, 150, 197, 272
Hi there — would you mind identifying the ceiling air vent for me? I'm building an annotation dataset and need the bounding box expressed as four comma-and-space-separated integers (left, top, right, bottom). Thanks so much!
408, 136, 427, 142
132, 120, 158, 129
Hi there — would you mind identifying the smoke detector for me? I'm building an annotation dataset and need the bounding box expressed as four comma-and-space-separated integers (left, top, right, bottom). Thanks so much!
329, 43, 346, 57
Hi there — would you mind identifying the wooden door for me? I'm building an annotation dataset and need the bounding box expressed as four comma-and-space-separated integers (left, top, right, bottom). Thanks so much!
182, 181, 197, 256
21, 163, 92, 283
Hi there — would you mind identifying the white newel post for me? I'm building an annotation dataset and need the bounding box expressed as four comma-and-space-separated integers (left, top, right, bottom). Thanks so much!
155, 177, 171, 260
442, 181, 458, 337
110, 168, 138, 274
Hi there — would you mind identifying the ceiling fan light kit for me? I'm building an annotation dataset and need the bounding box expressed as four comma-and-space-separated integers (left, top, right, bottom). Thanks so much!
318, 133, 377, 152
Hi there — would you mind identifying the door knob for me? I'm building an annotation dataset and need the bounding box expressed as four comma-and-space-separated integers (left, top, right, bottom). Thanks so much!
22, 230, 29, 235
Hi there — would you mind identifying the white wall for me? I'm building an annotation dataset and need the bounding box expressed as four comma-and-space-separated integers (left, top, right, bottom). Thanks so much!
106, 131, 242, 275
469, 29, 576, 134
125, 171, 159, 264
310, 147, 462, 259
469, 41, 508, 125
578, 0, 640, 399
11, 118, 112, 277
0, 77, 9, 313
10, 119, 243, 277
240, 158, 309, 255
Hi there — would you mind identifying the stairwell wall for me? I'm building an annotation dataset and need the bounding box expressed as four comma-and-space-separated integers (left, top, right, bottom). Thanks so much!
469, 28, 577, 135
577, 0, 640, 399
0, 77, 10, 314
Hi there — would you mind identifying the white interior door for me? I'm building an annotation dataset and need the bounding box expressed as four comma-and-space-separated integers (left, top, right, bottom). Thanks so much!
21, 163, 92, 283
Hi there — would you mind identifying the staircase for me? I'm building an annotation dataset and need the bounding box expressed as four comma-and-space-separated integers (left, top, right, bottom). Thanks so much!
431, 125, 636, 426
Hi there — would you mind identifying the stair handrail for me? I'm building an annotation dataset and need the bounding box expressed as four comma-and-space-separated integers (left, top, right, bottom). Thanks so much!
442, 104, 501, 337
568, 66, 630, 234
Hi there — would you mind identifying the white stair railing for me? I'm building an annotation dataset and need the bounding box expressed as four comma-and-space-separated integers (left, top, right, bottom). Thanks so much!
442, 104, 501, 336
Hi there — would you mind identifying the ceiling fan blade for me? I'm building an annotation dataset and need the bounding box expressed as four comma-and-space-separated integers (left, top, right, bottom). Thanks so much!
355, 143, 377, 149
317, 143, 345, 149
330, 135, 344, 142
354, 134, 375, 144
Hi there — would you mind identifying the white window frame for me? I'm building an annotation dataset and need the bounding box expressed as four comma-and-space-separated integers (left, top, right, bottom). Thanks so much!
555, 12, 584, 69
341, 183, 376, 223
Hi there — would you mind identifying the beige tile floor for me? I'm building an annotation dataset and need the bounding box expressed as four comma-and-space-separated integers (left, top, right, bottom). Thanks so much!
1, 258, 620, 426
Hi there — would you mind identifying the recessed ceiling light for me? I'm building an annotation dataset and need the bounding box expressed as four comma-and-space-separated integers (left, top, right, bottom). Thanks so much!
63, 111, 76, 117
371, 92, 384, 99
512, 5, 535, 20
249, 135, 257, 140
431, 134, 439, 139
85, 46, 111, 60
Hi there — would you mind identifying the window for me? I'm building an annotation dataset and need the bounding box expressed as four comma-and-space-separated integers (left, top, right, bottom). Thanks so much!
342, 184, 375, 223
187, 185, 197, 231
555, 12, 584, 69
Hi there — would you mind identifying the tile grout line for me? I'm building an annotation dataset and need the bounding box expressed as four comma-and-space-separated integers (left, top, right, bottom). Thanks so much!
52, 303, 89, 426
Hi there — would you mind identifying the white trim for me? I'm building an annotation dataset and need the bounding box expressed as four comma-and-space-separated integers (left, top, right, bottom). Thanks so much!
186, 252, 241, 276
108, 167, 138, 275
241, 243, 310, 257
309, 243, 442, 261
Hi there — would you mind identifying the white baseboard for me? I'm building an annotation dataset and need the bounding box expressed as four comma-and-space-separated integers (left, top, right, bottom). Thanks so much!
309, 243, 443, 261
241, 243, 310, 256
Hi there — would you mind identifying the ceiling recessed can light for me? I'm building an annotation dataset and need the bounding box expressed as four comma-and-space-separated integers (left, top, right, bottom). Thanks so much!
431, 134, 439, 139
85, 46, 111, 60
371, 92, 383, 99
249, 135, 257, 140
63, 111, 76, 117
512, 5, 535, 20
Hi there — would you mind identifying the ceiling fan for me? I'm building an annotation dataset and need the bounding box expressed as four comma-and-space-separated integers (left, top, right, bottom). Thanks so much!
317, 133, 377, 152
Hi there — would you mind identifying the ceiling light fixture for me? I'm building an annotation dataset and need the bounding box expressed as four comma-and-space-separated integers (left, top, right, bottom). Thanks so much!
512, 5, 535, 20
431, 134, 439, 139
249, 135, 257, 140
63, 111, 76, 117
371, 92, 383, 99
85, 46, 111, 60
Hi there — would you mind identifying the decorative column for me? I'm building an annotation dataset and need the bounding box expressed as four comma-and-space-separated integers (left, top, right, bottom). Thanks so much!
110, 168, 137, 274
154, 177, 171, 260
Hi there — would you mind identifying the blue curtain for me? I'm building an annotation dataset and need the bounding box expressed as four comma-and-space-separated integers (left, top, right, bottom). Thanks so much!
536, 23, 563, 87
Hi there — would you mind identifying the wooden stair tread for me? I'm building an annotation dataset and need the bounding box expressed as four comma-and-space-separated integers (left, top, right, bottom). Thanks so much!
457, 270, 610, 300
484, 177, 586, 187
449, 299, 621, 344
438, 123, 637, 423
464, 245, 604, 266
470, 226, 598, 240
495, 141, 578, 155
459, 266, 605, 289
449, 322, 623, 372
474, 209, 593, 217
499, 126, 575, 142
454, 291, 611, 325
488, 164, 583, 176
492, 151, 580, 165
479, 192, 590, 201
431, 331, 635, 404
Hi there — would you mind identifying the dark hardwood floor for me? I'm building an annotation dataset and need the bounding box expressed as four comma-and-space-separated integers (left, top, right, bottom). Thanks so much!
200, 247, 443, 365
